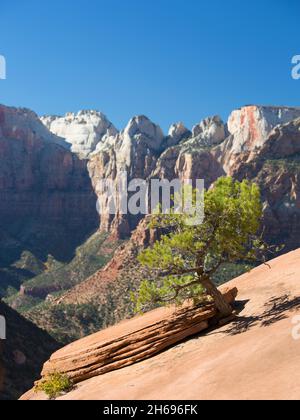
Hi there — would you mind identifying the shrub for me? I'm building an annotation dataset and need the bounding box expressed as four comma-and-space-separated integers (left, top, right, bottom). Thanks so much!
35, 372, 73, 399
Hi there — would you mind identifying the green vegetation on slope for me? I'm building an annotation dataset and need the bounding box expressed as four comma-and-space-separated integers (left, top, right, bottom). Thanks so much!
0, 251, 46, 297
264, 153, 300, 172
5, 232, 122, 313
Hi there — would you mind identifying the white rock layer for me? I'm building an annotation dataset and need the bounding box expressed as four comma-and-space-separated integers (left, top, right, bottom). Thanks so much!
41, 110, 118, 157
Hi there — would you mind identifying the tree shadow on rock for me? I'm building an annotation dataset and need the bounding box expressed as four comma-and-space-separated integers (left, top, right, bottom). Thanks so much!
225, 294, 300, 336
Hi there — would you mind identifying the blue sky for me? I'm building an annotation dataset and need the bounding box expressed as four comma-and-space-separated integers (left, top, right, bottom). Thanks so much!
0, 0, 300, 131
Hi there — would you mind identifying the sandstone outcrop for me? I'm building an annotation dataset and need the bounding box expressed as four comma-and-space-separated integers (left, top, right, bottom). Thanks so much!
33, 287, 237, 385
217, 105, 300, 173
191, 115, 227, 147
88, 116, 165, 237
41, 110, 118, 157
166, 122, 190, 147
224, 117, 300, 250
0, 106, 69, 150
88, 114, 227, 237
227, 105, 300, 152
23, 249, 300, 400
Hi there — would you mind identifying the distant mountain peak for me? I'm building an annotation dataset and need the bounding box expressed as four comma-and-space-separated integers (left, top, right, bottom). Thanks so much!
40, 110, 118, 157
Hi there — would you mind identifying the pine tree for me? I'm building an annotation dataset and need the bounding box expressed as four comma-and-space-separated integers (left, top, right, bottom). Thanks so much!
133, 177, 271, 317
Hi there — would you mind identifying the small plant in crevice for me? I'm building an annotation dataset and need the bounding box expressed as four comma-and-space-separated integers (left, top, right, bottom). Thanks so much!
35, 372, 73, 399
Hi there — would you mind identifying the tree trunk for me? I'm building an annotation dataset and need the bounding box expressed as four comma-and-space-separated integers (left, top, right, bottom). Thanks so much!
201, 277, 233, 317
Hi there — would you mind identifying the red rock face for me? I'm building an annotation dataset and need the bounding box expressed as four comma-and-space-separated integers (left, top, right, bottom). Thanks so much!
88, 105, 300, 253
0, 106, 99, 263
224, 117, 300, 250
217, 106, 300, 175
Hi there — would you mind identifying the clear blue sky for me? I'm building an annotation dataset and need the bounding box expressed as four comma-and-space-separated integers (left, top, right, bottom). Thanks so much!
0, 0, 300, 131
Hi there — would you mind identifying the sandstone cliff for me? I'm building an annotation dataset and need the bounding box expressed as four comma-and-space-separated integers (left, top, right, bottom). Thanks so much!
88, 114, 227, 238
88, 116, 165, 237
222, 114, 300, 250
38, 103, 300, 249
0, 105, 99, 266
87, 105, 300, 250
216, 105, 300, 174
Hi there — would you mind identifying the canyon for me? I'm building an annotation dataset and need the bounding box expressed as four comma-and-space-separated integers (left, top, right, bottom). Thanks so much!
2, 102, 300, 398
1, 102, 300, 305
